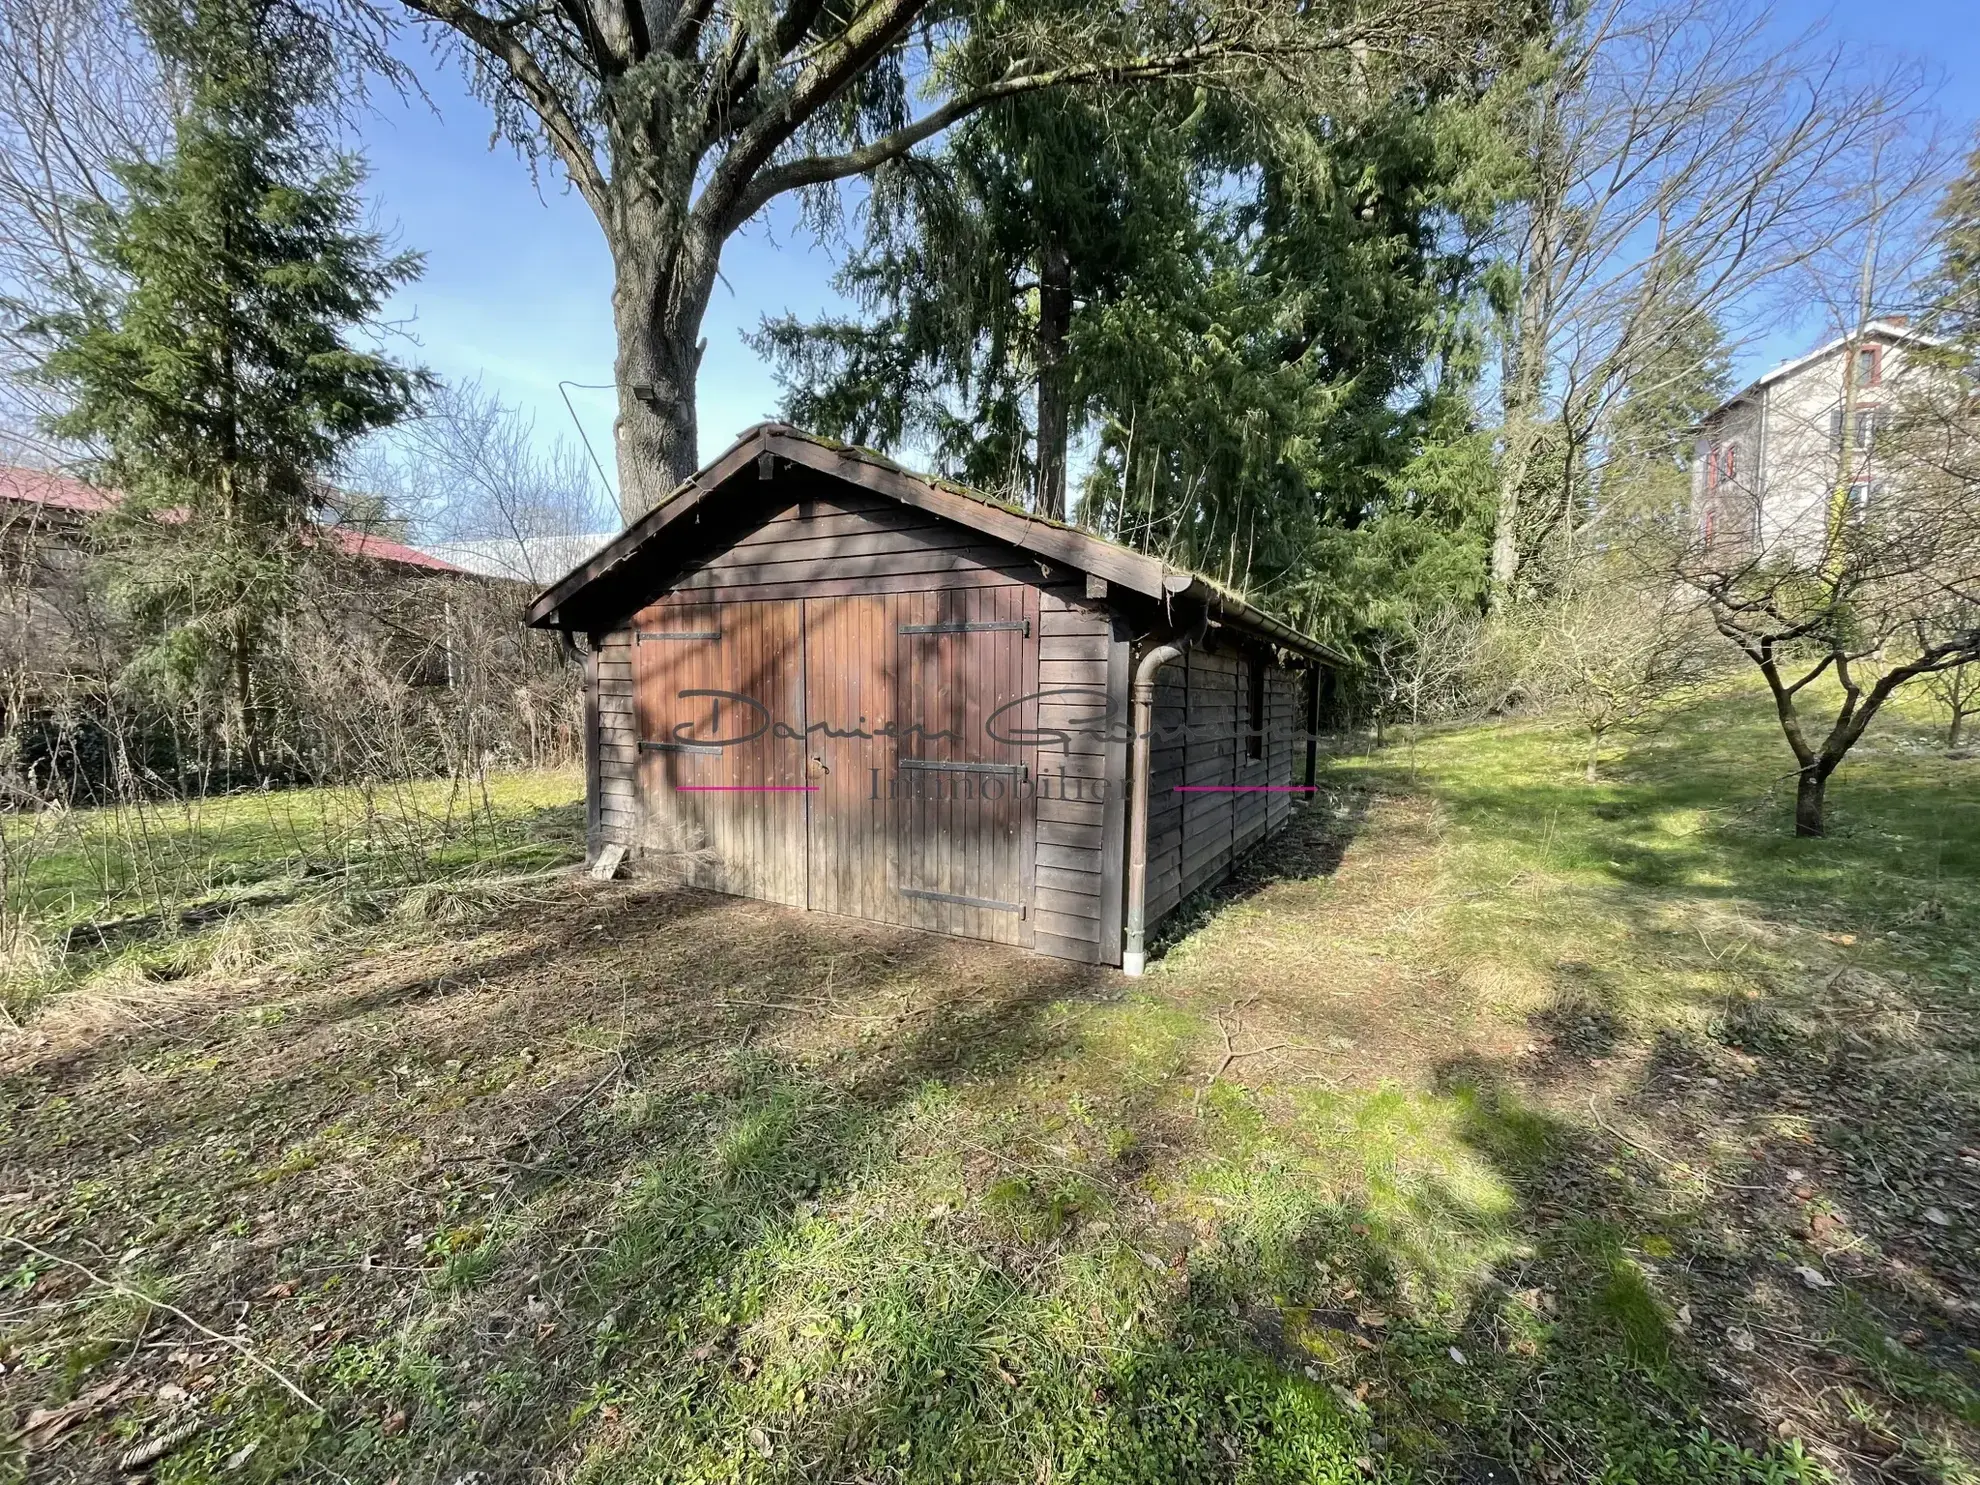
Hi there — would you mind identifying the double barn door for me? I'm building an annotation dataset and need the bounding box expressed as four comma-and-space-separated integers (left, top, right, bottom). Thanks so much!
632, 587, 1039, 947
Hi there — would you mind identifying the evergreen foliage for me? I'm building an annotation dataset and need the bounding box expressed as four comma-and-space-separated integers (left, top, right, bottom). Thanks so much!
760, 76, 1516, 652
32, 0, 427, 766
1593, 274, 1733, 525
1931, 135, 1980, 355
752, 90, 1194, 517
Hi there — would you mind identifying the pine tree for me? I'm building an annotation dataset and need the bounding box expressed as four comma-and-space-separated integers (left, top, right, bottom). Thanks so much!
760, 71, 1512, 651
1599, 269, 1733, 522
1071, 84, 1513, 645
34, 0, 427, 773
752, 91, 1191, 520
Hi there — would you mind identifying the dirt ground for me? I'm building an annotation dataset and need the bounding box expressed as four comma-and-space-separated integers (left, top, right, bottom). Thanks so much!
4, 725, 1977, 1483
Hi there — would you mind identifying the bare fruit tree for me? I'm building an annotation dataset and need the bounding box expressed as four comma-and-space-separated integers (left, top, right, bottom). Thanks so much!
1521, 561, 1721, 782
1367, 606, 1487, 774
1682, 377, 1980, 835
1923, 661, 1979, 748
1489, 0, 1937, 602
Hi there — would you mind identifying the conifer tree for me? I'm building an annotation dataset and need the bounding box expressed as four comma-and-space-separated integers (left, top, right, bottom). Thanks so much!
34, 0, 427, 773
760, 76, 1512, 647
752, 93, 1191, 521
1931, 136, 1980, 353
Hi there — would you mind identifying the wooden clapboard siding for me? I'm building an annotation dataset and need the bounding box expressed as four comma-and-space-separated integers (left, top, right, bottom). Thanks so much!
1232, 651, 1269, 859
647, 486, 1050, 607
595, 630, 638, 850
1139, 645, 1311, 938
573, 451, 1320, 967
1266, 668, 1300, 833
1144, 654, 1186, 925
1024, 590, 1121, 964
1179, 648, 1238, 899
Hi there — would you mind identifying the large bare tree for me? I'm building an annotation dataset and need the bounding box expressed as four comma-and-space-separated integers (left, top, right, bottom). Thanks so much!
1488, 0, 1936, 601
367, 0, 1503, 520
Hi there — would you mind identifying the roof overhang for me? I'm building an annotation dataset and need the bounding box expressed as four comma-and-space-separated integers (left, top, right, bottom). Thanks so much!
1699, 319, 1947, 426
527, 424, 1345, 666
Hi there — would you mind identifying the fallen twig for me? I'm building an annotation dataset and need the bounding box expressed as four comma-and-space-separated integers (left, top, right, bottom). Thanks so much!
501, 1053, 628, 1154
1193, 994, 1326, 1111
2, 1237, 323, 1413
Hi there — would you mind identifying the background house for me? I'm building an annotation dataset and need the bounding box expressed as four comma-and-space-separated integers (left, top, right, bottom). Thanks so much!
1, 464, 469, 694
1692, 318, 1940, 557
1, 465, 587, 800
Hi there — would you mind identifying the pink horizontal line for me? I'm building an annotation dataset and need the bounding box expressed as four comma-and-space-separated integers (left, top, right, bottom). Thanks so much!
677, 785, 819, 792
1173, 785, 1317, 793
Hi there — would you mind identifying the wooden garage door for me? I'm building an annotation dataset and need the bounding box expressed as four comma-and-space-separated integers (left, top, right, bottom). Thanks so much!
631, 598, 807, 906
802, 587, 1037, 945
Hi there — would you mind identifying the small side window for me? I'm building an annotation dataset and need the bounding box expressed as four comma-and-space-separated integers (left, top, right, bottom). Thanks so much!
1706, 444, 1720, 489
1856, 344, 1882, 387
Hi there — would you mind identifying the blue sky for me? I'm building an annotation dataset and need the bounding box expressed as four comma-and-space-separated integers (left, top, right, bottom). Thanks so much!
357, 55, 849, 512
354, 1, 1980, 513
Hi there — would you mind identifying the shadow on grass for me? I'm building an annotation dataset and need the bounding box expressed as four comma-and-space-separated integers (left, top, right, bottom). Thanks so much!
1146, 782, 1373, 963
1329, 689, 1980, 1480
8, 704, 1977, 1484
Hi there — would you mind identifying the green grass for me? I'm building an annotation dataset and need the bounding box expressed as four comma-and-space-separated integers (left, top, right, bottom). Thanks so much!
1, 769, 585, 1020
6, 768, 585, 922
4, 682, 1977, 1482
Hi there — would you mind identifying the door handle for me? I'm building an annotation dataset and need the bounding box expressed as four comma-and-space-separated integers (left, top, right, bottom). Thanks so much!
808, 756, 829, 777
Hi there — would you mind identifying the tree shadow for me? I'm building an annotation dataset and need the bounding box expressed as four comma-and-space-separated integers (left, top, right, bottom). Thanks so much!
10, 696, 1978, 1483
1146, 781, 1374, 961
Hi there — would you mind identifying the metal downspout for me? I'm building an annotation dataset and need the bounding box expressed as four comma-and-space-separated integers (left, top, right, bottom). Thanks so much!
1122, 616, 1206, 976
1121, 641, 1180, 976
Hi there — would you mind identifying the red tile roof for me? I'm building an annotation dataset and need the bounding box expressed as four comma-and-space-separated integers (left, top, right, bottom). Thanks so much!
325, 527, 464, 572
0, 465, 464, 573
0, 465, 116, 514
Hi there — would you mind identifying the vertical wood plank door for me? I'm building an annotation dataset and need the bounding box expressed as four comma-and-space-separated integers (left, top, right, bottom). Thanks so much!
801, 587, 1037, 946
631, 598, 807, 907
801, 595, 896, 925
887, 585, 1037, 947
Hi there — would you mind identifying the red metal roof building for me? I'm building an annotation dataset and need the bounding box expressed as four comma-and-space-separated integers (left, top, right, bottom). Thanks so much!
0, 465, 464, 573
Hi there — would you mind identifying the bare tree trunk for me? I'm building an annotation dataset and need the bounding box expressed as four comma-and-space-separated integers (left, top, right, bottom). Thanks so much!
1491, 414, 1538, 599
1491, 75, 1563, 606
1794, 765, 1829, 837
1034, 234, 1072, 522
610, 204, 720, 523
1585, 728, 1602, 782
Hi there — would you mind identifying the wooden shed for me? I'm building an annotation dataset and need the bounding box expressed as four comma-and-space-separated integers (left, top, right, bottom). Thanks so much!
528, 425, 1342, 972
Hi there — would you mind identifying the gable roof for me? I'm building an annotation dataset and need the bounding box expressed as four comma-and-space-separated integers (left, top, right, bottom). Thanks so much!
1703, 319, 1945, 422
526, 423, 1342, 664
0, 464, 466, 573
